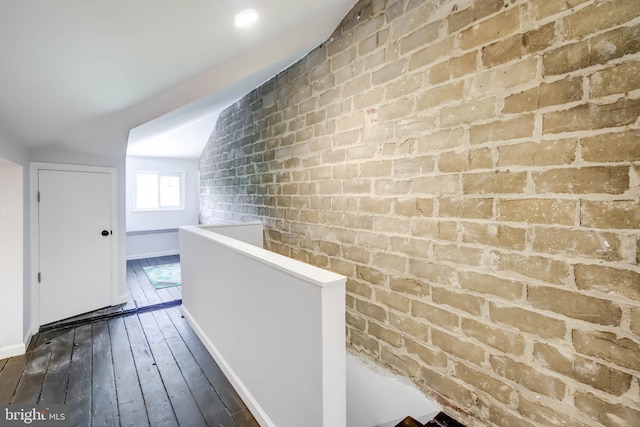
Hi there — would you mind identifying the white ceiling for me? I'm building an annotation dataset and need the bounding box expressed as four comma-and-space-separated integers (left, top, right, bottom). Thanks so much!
0, 0, 357, 159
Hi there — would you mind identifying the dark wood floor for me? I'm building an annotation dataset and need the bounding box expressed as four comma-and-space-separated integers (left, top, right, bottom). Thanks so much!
0, 256, 258, 427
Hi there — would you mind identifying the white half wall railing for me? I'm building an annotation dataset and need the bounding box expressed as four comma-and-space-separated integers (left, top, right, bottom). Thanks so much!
179, 223, 347, 427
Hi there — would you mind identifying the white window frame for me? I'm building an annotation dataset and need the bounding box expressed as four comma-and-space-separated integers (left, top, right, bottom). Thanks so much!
133, 170, 185, 211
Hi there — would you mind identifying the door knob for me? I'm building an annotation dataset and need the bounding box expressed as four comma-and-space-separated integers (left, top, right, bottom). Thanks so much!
101, 230, 110, 236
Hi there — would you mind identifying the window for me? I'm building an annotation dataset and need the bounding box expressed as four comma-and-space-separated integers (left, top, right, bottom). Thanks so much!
134, 171, 184, 210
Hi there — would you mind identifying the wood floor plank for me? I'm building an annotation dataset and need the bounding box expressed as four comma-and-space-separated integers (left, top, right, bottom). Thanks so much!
39, 328, 75, 405
152, 309, 237, 425
138, 311, 207, 427
108, 317, 149, 427
124, 314, 178, 427
66, 324, 92, 427
127, 261, 150, 308
11, 332, 56, 405
131, 259, 163, 305
91, 321, 119, 427
137, 258, 174, 303
0, 354, 29, 404
166, 307, 251, 416
0, 358, 7, 373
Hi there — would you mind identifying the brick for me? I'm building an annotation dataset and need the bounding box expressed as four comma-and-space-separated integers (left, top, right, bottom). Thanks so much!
498, 139, 577, 167
381, 347, 421, 378
491, 304, 566, 339
372, 60, 408, 85
385, 74, 421, 99
529, 286, 622, 326
439, 197, 493, 220
462, 223, 526, 251
349, 328, 380, 355
439, 148, 493, 172
346, 310, 367, 331
378, 98, 414, 121
462, 318, 525, 354
429, 52, 478, 84
368, 321, 403, 347
591, 59, 640, 98
390, 312, 428, 343
409, 260, 457, 285
503, 77, 583, 114
631, 307, 640, 336
491, 355, 566, 399
575, 391, 640, 427
420, 366, 475, 409
458, 271, 525, 301
432, 286, 484, 316
543, 24, 640, 76
416, 81, 464, 111
482, 23, 555, 67
454, 362, 513, 404
469, 115, 535, 145
394, 156, 436, 175
562, 0, 640, 40
582, 200, 640, 230
412, 175, 460, 195
399, 21, 441, 55
459, 7, 521, 50
408, 38, 455, 71
412, 300, 459, 329
573, 329, 640, 371
518, 396, 586, 427
463, 171, 527, 195
533, 166, 629, 195
434, 243, 485, 267
411, 219, 458, 241
376, 289, 411, 313
390, 1, 437, 41
355, 298, 387, 322
486, 405, 537, 427
496, 198, 576, 226
372, 252, 408, 275
533, 227, 624, 262
442, 97, 496, 126
348, 278, 373, 300
581, 130, 640, 162
530, 0, 590, 20
543, 99, 640, 134
418, 127, 466, 151
404, 338, 448, 367
432, 329, 485, 365
448, 0, 505, 34
389, 277, 430, 297
469, 58, 538, 97
576, 264, 640, 301
533, 342, 632, 395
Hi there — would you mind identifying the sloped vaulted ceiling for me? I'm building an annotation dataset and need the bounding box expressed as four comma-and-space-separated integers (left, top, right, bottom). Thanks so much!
0, 0, 357, 158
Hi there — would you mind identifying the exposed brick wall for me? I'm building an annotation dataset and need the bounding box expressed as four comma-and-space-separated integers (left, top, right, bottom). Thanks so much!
199, 0, 640, 425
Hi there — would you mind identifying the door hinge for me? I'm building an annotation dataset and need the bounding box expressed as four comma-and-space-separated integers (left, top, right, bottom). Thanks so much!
37, 191, 40, 202
37, 272, 41, 283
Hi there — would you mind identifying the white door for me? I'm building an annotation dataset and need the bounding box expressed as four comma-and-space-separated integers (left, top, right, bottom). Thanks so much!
38, 169, 113, 325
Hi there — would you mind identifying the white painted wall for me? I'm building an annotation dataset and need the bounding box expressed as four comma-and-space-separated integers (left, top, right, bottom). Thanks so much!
0, 158, 25, 358
126, 156, 199, 259
180, 224, 347, 427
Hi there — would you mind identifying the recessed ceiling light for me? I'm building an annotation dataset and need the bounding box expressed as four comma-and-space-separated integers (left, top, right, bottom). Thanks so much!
235, 9, 258, 28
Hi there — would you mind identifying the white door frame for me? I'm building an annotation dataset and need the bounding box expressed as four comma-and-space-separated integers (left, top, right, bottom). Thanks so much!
30, 162, 119, 330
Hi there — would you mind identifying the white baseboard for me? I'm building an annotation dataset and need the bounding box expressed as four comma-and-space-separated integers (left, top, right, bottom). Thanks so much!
126, 250, 179, 261
0, 342, 26, 359
181, 306, 273, 427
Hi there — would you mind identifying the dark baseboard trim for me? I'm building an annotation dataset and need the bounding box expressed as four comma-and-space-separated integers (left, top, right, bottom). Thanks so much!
39, 299, 183, 333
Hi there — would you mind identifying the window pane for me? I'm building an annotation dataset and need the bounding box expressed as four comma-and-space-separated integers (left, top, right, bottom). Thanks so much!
136, 173, 159, 209
159, 175, 181, 207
